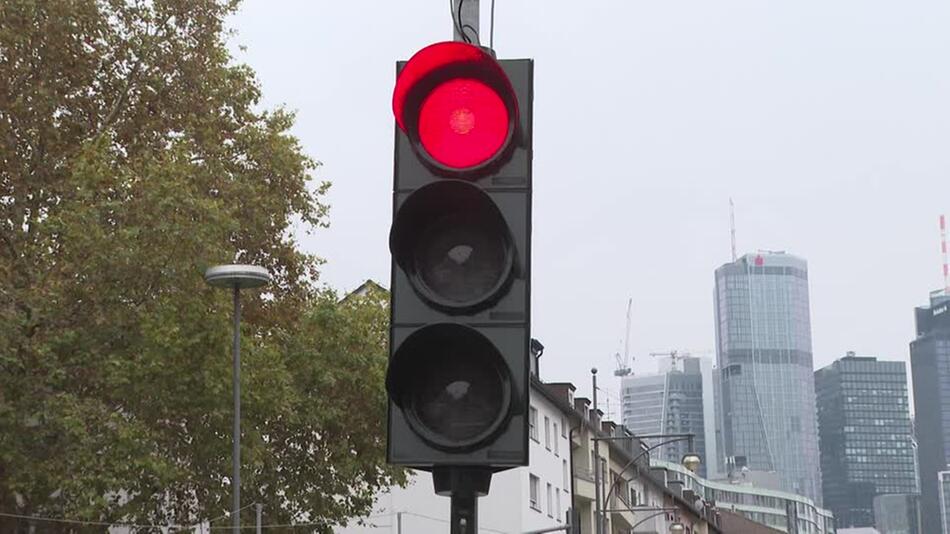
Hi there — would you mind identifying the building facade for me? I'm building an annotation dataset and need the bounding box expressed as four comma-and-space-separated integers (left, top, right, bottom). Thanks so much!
942, 471, 950, 534
909, 291, 950, 534
815, 354, 917, 528
621, 356, 709, 477
336, 378, 574, 534
652, 459, 836, 534
566, 393, 719, 534
872, 493, 920, 534
338, 373, 721, 534
714, 251, 822, 503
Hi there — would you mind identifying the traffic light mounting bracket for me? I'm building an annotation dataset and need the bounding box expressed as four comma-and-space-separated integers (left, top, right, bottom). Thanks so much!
433, 466, 493, 534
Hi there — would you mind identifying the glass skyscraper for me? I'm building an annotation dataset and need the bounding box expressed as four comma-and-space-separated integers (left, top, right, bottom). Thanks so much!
713, 251, 822, 503
910, 291, 950, 534
621, 357, 708, 477
815, 353, 917, 528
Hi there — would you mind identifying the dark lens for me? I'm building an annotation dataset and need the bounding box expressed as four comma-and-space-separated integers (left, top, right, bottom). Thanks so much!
408, 333, 506, 442
415, 212, 508, 305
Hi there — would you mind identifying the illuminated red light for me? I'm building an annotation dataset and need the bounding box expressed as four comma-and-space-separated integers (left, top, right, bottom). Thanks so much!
418, 78, 509, 169
393, 41, 517, 173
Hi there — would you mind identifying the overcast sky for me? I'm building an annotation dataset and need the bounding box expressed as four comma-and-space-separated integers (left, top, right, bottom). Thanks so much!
229, 0, 950, 410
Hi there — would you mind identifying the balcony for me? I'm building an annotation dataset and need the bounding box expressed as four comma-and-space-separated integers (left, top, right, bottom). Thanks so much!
574, 467, 596, 502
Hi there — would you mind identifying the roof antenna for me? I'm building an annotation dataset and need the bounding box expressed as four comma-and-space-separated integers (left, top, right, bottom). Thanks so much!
941, 215, 949, 295
730, 198, 737, 262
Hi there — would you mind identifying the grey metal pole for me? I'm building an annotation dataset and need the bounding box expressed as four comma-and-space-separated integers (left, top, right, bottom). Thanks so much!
592, 368, 602, 534
233, 285, 241, 533
255, 503, 262, 534
450, 494, 477, 534
204, 265, 269, 534
452, 0, 479, 43
396, 511, 402, 534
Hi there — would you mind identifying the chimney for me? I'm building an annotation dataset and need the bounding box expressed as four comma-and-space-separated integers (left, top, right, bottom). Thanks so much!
589, 408, 603, 428
546, 382, 577, 407
574, 397, 590, 418
529, 338, 544, 378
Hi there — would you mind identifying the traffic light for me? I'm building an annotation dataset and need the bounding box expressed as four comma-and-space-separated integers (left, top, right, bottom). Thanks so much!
386, 41, 533, 470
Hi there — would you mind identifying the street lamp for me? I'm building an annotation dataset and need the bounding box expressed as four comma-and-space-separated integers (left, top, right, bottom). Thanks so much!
681, 452, 702, 474
669, 521, 686, 534
595, 433, 701, 534
204, 264, 271, 533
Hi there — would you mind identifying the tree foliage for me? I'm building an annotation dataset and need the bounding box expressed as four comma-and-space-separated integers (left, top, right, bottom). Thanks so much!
0, 0, 400, 530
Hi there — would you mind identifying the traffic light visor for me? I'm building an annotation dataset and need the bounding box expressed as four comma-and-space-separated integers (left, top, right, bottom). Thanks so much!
387, 323, 513, 450
393, 42, 518, 173
390, 180, 514, 312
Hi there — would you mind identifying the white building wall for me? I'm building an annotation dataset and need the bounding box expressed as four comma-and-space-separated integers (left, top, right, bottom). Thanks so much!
336, 385, 571, 534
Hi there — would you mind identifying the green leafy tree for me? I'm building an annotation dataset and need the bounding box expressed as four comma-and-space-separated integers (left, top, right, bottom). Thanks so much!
0, 0, 401, 531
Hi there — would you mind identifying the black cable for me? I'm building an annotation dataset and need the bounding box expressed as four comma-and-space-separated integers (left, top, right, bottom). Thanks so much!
449, 0, 482, 45
490, 0, 496, 50
462, 24, 480, 45
457, 0, 471, 43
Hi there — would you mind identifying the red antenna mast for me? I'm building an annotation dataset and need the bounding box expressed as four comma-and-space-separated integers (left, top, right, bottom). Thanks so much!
941, 215, 949, 294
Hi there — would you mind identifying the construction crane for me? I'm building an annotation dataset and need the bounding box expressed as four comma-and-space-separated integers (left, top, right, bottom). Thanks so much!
614, 298, 633, 377
649, 350, 691, 372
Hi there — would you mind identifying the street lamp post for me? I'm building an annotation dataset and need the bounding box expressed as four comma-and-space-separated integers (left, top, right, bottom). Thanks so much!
593, 433, 700, 533
591, 368, 603, 534
204, 264, 271, 533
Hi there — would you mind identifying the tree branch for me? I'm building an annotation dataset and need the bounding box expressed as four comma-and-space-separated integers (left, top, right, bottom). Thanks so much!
94, 12, 175, 139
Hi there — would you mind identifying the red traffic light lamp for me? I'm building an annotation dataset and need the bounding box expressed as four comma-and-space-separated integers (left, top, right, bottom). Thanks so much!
392, 41, 519, 175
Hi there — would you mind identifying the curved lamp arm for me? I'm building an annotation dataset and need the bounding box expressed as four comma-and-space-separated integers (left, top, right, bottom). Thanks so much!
630, 509, 677, 531
603, 436, 690, 509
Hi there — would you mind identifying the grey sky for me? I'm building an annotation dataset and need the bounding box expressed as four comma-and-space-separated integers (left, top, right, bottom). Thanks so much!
229, 1, 950, 407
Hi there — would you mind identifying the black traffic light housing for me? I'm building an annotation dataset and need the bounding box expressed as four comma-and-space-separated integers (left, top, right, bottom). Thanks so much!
387, 42, 533, 470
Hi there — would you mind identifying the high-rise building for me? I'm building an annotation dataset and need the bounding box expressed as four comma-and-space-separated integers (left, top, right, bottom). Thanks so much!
621, 356, 709, 477
873, 493, 920, 534
909, 291, 950, 534
713, 251, 822, 503
815, 353, 917, 528
941, 471, 950, 534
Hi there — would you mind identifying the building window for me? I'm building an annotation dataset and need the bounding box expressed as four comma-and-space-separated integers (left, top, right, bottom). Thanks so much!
563, 459, 569, 488
545, 416, 551, 450
556, 489, 561, 521
547, 483, 553, 517
530, 407, 539, 442
561, 417, 567, 438
554, 422, 559, 455
529, 474, 540, 511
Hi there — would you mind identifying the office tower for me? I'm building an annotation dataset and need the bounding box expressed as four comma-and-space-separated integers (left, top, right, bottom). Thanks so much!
815, 353, 917, 528
713, 251, 822, 502
910, 291, 950, 534
621, 356, 708, 476
941, 471, 950, 534
873, 493, 920, 534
